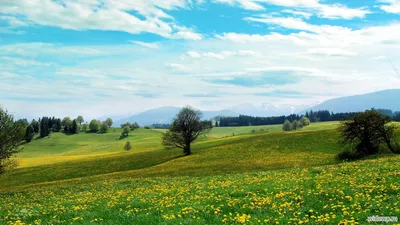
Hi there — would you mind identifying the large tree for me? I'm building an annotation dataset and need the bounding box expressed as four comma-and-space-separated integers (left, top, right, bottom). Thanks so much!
162, 106, 212, 155
89, 119, 100, 133
0, 108, 23, 173
76, 116, 84, 125
62, 117, 72, 127
340, 109, 399, 157
105, 118, 113, 128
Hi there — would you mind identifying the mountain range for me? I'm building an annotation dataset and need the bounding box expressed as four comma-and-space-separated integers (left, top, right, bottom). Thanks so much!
111, 89, 400, 127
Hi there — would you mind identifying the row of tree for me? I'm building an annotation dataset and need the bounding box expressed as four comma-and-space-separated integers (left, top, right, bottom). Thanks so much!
218, 109, 399, 127
219, 114, 301, 127
23, 116, 116, 143
282, 117, 311, 131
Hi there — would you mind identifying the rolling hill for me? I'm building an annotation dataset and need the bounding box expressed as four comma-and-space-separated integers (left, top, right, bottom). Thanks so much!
0, 123, 399, 225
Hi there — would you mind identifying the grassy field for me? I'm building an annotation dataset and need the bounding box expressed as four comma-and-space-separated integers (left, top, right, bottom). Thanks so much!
0, 122, 399, 224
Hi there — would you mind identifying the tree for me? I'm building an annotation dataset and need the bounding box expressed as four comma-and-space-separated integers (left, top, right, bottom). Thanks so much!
31, 119, 40, 133
292, 120, 299, 130
40, 117, 50, 138
296, 120, 303, 129
105, 118, 113, 128
121, 126, 130, 137
54, 118, 62, 132
124, 141, 132, 151
89, 120, 100, 132
76, 116, 84, 125
339, 109, 399, 158
71, 119, 79, 134
81, 123, 89, 132
129, 122, 140, 131
282, 119, 292, 131
0, 108, 23, 173
162, 106, 213, 155
61, 117, 72, 127
215, 121, 219, 127
300, 116, 310, 127
120, 122, 131, 128
24, 125, 35, 143
100, 121, 109, 133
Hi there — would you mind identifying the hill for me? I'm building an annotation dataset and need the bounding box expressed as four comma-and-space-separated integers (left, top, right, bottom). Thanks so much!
0, 129, 399, 224
113, 106, 238, 127
304, 89, 400, 113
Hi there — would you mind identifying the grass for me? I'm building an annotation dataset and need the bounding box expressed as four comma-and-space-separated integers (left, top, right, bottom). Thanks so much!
0, 123, 342, 190
1, 121, 399, 224
1, 156, 399, 225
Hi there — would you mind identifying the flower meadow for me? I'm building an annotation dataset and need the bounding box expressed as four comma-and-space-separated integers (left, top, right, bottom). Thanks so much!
1, 156, 399, 225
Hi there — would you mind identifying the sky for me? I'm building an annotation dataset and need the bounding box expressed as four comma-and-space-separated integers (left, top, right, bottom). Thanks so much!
1, 0, 400, 120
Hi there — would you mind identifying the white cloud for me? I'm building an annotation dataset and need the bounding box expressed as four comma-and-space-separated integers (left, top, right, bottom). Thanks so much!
165, 63, 187, 71
307, 48, 357, 57
187, 50, 261, 59
281, 10, 312, 19
214, 0, 370, 19
0, 0, 202, 40
0, 16, 28, 27
187, 51, 202, 58
0, 43, 107, 56
379, 0, 400, 13
130, 41, 160, 49
1, 56, 55, 67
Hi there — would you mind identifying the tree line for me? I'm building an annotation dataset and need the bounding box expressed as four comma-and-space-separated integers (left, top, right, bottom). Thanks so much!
218, 109, 400, 127
22, 116, 117, 143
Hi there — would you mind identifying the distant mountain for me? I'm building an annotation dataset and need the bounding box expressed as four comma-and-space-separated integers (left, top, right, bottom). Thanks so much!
113, 106, 238, 127
303, 89, 400, 113
229, 103, 311, 117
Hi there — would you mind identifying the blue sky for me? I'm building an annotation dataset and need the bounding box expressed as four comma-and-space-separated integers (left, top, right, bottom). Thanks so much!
1, 0, 400, 119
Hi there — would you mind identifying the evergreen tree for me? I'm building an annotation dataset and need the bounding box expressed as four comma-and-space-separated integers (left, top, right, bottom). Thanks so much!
71, 119, 79, 134
40, 117, 49, 138
31, 119, 40, 133
54, 119, 62, 132
24, 125, 35, 143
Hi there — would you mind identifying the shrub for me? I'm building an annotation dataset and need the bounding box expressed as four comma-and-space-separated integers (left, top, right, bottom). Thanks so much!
124, 141, 132, 151
300, 116, 311, 127
0, 159, 19, 174
282, 120, 292, 131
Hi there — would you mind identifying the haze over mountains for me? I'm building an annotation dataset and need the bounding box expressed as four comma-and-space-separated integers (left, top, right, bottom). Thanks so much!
112, 89, 400, 126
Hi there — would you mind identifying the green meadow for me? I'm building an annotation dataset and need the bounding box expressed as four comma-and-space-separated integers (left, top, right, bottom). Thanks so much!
1, 122, 399, 225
